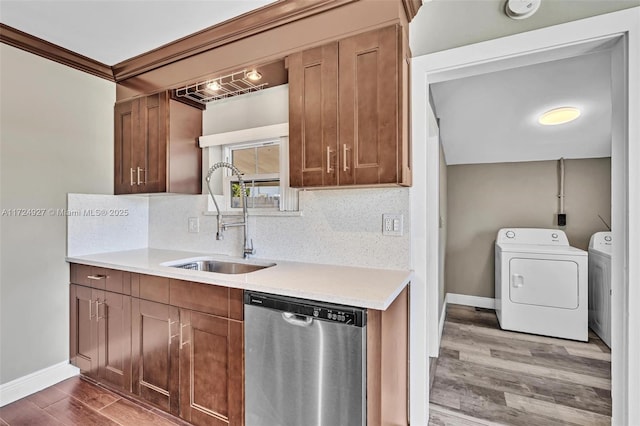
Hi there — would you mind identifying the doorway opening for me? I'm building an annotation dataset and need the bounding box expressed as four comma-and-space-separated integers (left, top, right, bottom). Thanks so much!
410, 9, 638, 425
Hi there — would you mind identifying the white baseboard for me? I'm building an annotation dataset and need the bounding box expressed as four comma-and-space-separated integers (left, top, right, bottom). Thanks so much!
438, 298, 448, 344
0, 361, 79, 407
436, 293, 496, 354
446, 293, 496, 309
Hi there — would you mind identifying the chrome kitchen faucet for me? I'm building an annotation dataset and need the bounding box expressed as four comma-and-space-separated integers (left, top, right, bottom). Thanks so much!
205, 161, 255, 258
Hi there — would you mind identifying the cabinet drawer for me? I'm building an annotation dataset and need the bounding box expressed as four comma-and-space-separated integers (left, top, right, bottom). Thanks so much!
170, 279, 243, 319
70, 264, 128, 294
131, 274, 170, 304
70, 263, 93, 286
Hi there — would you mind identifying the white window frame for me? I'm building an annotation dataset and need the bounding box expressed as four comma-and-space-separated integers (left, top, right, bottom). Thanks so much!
222, 139, 282, 212
199, 123, 298, 213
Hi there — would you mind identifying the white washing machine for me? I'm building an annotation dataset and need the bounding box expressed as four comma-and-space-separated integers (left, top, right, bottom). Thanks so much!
495, 228, 588, 341
589, 231, 612, 348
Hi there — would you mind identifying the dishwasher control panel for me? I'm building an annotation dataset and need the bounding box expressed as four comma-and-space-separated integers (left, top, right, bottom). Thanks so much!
245, 291, 366, 327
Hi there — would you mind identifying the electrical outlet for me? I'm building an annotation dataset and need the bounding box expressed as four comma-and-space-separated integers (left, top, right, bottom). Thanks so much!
188, 217, 199, 233
557, 213, 567, 226
383, 214, 403, 236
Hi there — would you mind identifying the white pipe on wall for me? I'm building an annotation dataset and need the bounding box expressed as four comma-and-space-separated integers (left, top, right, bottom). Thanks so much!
559, 157, 565, 214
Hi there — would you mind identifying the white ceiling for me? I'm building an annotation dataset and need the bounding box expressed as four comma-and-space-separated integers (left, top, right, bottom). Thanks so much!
0, 0, 275, 65
430, 49, 613, 165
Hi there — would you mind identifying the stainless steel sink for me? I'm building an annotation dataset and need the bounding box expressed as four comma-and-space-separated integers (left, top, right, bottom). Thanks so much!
168, 259, 275, 274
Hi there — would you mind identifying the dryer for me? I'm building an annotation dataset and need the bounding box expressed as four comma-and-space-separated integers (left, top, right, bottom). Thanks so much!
495, 228, 588, 341
588, 231, 612, 348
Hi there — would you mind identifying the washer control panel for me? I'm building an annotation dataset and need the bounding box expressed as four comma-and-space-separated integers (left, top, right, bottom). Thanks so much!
497, 228, 569, 245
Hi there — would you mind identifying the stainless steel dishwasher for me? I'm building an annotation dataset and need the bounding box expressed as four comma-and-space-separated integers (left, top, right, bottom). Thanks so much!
244, 291, 367, 426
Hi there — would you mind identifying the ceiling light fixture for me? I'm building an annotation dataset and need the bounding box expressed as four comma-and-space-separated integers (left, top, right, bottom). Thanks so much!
206, 81, 221, 91
505, 0, 541, 20
246, 70, 262, 81
538, 107, 581, 126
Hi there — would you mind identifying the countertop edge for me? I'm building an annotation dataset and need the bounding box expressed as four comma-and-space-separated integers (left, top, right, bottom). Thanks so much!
66, 251, 412, 311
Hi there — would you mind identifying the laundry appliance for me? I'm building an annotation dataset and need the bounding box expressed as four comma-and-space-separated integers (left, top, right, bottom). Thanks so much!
495, 228, 588, 341
588, 231, 612, 348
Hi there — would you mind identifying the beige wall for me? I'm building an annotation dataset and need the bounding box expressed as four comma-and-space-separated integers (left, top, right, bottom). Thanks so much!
0, 45, 115, 384
410, 0, 639, 56
445, 158, 611, 298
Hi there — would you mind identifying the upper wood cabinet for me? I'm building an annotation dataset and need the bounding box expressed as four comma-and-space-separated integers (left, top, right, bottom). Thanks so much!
114, 92, 202, 195
288, 25, 411, 188
288, 42, 339, 187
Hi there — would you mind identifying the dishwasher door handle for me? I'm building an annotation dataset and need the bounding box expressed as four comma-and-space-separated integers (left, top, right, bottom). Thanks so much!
282, 312, 313, 327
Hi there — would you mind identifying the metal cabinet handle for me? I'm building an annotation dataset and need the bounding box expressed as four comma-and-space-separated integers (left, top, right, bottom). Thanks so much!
343, 144, 351, 172
95, 299, 103, 321
130, 168, 135, 186
326, 147, 334, 173
89, 299, 93, 320
180, 323, 190, 348
87, 274, 106, 281
168, 320, 179, 344
136, 167, 143, 185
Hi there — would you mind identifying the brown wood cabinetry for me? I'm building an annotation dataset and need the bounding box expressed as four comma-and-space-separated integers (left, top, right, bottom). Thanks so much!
70, 263, 244, 425
288, 25, 411, 188
114, 91, 202, 195
288, 42, 339, 187
131, 298, 180, 414
97, 289, 132, 391
70, 262, 407, 425
70, 284, 97, 376
70, 265, 132, 393
179, 309, 244, 426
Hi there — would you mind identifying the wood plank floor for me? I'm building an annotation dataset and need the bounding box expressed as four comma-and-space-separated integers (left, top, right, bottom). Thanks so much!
1, 305, 612, 426
0, 376, 190, 426
429, 304, 612, 426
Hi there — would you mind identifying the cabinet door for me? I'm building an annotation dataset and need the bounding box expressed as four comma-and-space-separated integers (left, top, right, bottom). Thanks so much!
69, 285, 97, 377
138, 92, 168, 193
179, 310, 244, 426
114, 98, 138, 194
288, 42, 339, 187
339, 25, 400, 185
132, 298, 180, 415
97, 290, 132, 392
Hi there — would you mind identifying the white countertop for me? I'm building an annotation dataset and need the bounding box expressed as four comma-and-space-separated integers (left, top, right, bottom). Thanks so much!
66, 248, 411, 310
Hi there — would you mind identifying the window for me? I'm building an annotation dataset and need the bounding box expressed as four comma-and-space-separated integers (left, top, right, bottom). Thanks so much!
199, 123, 298, 213
225, 140, 282, 210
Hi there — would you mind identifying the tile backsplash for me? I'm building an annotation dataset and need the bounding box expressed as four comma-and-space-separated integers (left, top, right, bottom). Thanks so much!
68, 188, 411, 270
67, 193, 149, 256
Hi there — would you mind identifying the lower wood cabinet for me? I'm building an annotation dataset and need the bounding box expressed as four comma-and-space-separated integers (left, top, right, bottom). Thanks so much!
70, 263, 407, 426
70, 264, 244, 425
70, 284, 132, 392
179, 309, 244, 426
70, 285, 97, 376
131, 298, 180, 414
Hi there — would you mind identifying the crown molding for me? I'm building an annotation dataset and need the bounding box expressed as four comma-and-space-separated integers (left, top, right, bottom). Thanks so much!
401, 0, 422, 22
0, 23, 114, 81
1, 0, 418, 84
111, 0, 358, 82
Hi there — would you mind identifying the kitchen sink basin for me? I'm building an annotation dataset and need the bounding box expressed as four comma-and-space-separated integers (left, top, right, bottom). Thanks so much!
166, 259, 275, 274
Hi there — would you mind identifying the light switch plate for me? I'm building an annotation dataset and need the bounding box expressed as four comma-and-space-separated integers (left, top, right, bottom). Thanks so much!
188, 217, 199, 233
382, 214, 403, 236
